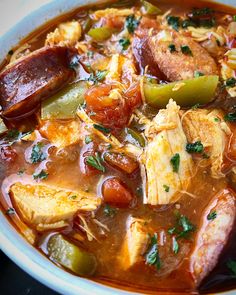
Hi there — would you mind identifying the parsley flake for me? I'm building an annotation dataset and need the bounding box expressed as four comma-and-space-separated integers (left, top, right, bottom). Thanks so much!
168, 44, 176, 53
170, 153, 180, 173
85, 152, 106, 172
85, 135, 93, 144
186, 141, 204, 153
166, 15, 180, 31
87, 70, 108, 84
207, 211, 217, 220
225, 77, 236, 88
163, 185, 170, 192
227, 260, 236, 277
104, 204, 117, 217
119, 38, 131, 50
145, 233, 161, 270
30, 143, 46, 164
93, 124, 111, 133
181, 45, 193, 56
224, 112, 236, 122
125, 15, 140, 33
173, 237, 179, 254
194, 71, 204, 77
33, 169, 49, 180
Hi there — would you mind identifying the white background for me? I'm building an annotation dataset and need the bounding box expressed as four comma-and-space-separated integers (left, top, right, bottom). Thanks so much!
0, 0, 51, 36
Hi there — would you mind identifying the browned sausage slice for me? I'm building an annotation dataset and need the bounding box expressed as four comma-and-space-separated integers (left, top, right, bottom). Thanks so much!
190, 188, 236, 286
133, 30, 218, 81
0, 46, 76, 118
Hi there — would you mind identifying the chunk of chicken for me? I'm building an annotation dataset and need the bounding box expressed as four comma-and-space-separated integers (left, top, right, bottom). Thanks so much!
10, 182, 101, 231
182, 109, 231, 178
143, 99, 193, 205
92, 8, 134, 20
136, 30, 218, 81
39, 119, 81, 148
45, 21, 82, 47
120, 217, 149, 269
190, 188, 236, 286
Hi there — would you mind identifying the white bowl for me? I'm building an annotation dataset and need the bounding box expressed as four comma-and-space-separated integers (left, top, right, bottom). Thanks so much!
0, 1, 235, 294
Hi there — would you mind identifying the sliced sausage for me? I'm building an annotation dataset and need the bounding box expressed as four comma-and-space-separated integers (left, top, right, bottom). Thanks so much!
0, 46, 76, 118
190, 188, 236, 286
133, 30, 218, 81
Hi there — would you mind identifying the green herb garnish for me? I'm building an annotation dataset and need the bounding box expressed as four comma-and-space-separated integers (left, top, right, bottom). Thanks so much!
6, 207, 15, 215
17, 168, 26, 176
225, 77, 236, 88
33, 169, 49, 180
87, 70, 108, 83
166, 15, 180, 31
186, 141, 204, 153
207, 211, 217, 220
168, 213, 195, 241
125, 15, 140, 33
93, 124, 111, 133
168, 44, 176, 53
104, 204, 117, 217
163, 185, 170, 192
30, 143, 46, 164
85, 152, 106, 172
194, 71, 204, 77
170, 153, 180, 173
145, 233, 161, 270
119, 38, 131, 50
85, 135, 93, 144
173, 237, 179, 254
181, 45, 193, 56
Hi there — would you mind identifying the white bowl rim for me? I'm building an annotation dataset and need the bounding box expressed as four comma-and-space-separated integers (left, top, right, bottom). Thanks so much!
0, 0, 235, 295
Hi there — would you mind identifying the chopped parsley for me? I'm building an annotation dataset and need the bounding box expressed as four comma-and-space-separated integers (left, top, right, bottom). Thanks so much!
182, 19, 196, 28
168, 44, 176, 53
69, 55, 80, 69
93, 124, 111, 133
104, 204, 117, 217
166, 15, 180, 31
194, 71, 204, 77
85, 135, 93, 144
6, 129, 31, 145
87, 51, 94, 58
170, 153, 180, 173
181, 45, 193, 56
69, 195, 77, 200
227, 260, 236, 277
30, 143, 46, 164
85, 152, 106, 172
163, 184, 170, 192
191, 7, 213, 17
202, 152, 210, 159
173, 237, 179, 254
168, 213, 195, 241
119, 38, 131, 50
186, 141, 204, 153
207, 211, 217, 220
6, 207, 15, 215
234, 15, 236, 22
87, 70, 108, 83
33, 169, 49, 180
125, 15, 140, 33
224, 112, 236, 122
191, 103, 200, 109
225, 77, 236, 88
214, 117, 220, 122
145, 233, 161, 270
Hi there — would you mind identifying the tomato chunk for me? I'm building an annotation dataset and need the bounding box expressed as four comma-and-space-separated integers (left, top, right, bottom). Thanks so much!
102, 177, 134, 207
85, 84, 130, 129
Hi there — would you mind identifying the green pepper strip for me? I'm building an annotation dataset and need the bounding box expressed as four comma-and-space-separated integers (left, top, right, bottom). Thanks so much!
144, 75, 219, 108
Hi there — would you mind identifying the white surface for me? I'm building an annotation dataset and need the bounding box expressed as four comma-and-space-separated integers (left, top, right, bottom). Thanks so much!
0, 0, 51, 36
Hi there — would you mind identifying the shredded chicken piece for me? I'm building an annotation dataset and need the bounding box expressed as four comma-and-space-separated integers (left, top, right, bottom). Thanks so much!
10, 182, 101, 231
182, 109, 230, 178
45, 21, 81, 46
143, 99, 193, 205
120, 217, 149, 269
92, 8, 134, 20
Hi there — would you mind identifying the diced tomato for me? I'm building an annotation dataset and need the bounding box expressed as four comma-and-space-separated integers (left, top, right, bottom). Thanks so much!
0, 146, 17, 162
124, 82, 142, 110
85, 84, 130, 129
102, 177, 134, 207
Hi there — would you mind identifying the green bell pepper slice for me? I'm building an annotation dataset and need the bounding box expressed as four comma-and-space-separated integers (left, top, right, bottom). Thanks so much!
47, 234, 97, 276
88, 27, 113, 42
144, 75, 219, 108
41, 81, 88, 120
124, 128, 145, 148
142, 0, 162, 15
